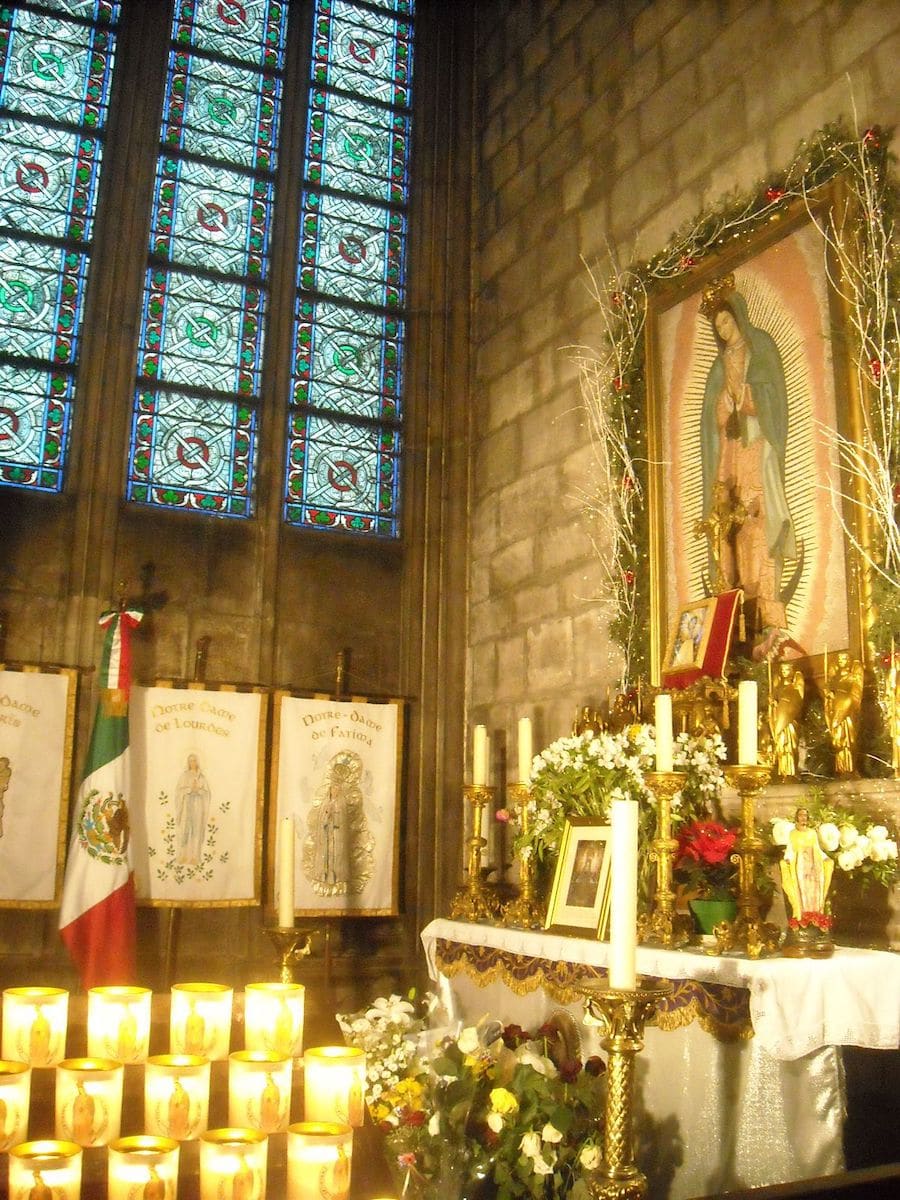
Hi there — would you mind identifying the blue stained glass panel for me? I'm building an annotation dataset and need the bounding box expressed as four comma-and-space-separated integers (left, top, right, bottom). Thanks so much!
0, 121, 104, 242
173, 0, 286, 71
138, 268, 264, 395
128, 0, 286, 517
0, 237, 89, 362
285, 410, 400, 536
0, 2, 119, 495
164, 52, 281, 171
313, 0, 411, 107
305, 88, 409, 205
293, 299, 402, 421
150, 157, 273, 277
0, 8, 117, 128
0, 362, 72, 490
127, 388, 256, 517
299, 191, 406, 308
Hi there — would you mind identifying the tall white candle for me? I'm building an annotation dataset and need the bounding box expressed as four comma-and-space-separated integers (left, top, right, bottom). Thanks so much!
737, 680, 758, 766
654, 694, 674, 773
517, 716, 533, 784
472, 725, 487, 786
608, 799, 638, 990
277, 816, 295, 927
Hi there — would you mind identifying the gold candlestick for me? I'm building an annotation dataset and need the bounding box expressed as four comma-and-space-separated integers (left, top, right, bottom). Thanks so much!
449, 785, 499, 922
502, 783, 543, 929
579, 978, 672, 1199
638, 771, 691, 949
708, 764, 780, 958
264, 926, 315, 983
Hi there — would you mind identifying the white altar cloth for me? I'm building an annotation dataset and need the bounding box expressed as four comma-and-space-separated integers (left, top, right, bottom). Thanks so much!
420, 920, 900, 1199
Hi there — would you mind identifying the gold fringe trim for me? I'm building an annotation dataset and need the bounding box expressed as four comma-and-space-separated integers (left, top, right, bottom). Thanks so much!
433, 940, 753, 1044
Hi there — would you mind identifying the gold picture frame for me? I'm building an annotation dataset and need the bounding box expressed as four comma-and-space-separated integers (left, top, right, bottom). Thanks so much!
544, 818, 612, 939
645, 187, 864, 681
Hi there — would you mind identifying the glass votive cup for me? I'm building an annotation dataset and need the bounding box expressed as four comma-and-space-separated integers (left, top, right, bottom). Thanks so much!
55, 1057, 124, 1147
287, 1122, 353, 1200
170, 983, 233, 1061
244, 982, 305, 1058
2, 987, 68, 1067
9, 1140, 82, 1200
303, 1046, 366, 1127
108, 1135, 180, 1200
200, 1128, 267, 1200
0, 1060, 31, 1151
87, 986, 152, 1064
228, 1050, 293, 1133
144, 1054, 210, 1141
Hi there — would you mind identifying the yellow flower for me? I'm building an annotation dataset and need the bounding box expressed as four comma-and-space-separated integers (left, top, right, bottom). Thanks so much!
489, 1086, 519, 1115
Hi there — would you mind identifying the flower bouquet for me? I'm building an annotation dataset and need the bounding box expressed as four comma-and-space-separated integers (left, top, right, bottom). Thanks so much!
512, 724, 726, 907
768, 801, 898, 951
337, 998, 605, 1200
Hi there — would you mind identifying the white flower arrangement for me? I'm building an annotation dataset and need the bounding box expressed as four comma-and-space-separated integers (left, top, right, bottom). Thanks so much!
516, 724, 726, 869
335, 991, 432, 1104
769, 804, 899, 889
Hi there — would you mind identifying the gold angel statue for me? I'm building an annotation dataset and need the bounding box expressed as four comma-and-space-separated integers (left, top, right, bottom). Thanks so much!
824, 651, 863, 777
768, 661, 804, 779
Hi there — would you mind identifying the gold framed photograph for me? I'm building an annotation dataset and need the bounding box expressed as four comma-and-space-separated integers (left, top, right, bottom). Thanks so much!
544, 818, 612, 939
645, 188, 863, 679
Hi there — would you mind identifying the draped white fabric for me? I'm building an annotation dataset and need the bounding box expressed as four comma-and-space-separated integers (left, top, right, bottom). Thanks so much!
419, 920, 894, 1199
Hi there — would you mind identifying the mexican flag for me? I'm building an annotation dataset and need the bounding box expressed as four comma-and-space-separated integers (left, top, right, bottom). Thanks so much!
59, 606, 143, 989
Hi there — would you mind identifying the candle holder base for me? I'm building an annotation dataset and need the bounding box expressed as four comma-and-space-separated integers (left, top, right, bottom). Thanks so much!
637, 907, 692, 949
449, 882, 499, 923
264, 926, 316, 983
579, 978, 673, 1200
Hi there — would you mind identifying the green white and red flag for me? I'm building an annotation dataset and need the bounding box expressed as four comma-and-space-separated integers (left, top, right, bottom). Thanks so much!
59, 606, 144, 988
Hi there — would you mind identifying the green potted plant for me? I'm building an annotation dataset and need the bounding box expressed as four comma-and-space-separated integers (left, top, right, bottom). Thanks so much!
674, 819, 739, 934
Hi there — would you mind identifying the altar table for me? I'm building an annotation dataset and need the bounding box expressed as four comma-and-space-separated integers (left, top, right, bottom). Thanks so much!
421, 919, 900, 1200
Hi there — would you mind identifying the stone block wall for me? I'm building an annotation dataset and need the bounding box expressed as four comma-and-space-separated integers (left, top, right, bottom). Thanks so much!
466, 0, 900, 770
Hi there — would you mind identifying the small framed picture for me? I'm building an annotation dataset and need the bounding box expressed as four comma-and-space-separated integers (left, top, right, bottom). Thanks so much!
544, 818, 612, 939
661, 589, 741, 686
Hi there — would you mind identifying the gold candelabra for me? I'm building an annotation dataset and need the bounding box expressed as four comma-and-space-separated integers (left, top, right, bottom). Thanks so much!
637, 771, 691, 949
707, 764, 780, 958
501, 783, 544, 929
264, 925, 315, 983
449, 785, 499, 922
579, 978, 672, 1199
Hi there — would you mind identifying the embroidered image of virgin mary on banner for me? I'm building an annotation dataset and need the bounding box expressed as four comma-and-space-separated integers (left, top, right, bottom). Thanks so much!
273, 694, 403, 917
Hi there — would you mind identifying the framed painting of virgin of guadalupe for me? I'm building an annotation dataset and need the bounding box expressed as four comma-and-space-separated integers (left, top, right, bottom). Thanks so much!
645, 191, 863, 681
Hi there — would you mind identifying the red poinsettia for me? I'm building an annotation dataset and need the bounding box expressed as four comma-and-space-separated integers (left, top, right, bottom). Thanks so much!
675, 820, 738, 899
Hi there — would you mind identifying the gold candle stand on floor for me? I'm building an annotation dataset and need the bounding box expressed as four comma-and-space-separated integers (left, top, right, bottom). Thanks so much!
502, 783, 544, 929
580, 978, 672, 1199
708, 764, 780, 959
264, 926, 315, 983
450, 785, 499, 922
638, 771, 690, 949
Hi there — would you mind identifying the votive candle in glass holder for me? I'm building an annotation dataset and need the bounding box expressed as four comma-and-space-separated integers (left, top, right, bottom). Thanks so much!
2, 987, 68, 1067
144, 1054, 211, 1141
9, 1140, 81, 1200
87, 986, 152, 1064
302, 1046, 366, 1127
200, 1128, 267, 1200
170, 983, 233, 1061
244, 982, 305, 1058
228, 1051, 292, 1133
108, 1135, 180, 1200
0, 1060, 31, 1151
287, 1122, 352, 1200
55, 1057, 124, 1147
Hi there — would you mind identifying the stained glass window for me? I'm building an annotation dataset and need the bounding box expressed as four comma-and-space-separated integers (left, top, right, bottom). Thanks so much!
284, 0, 413, 537
125, 0, 287, 517
0, 0, 120, 493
